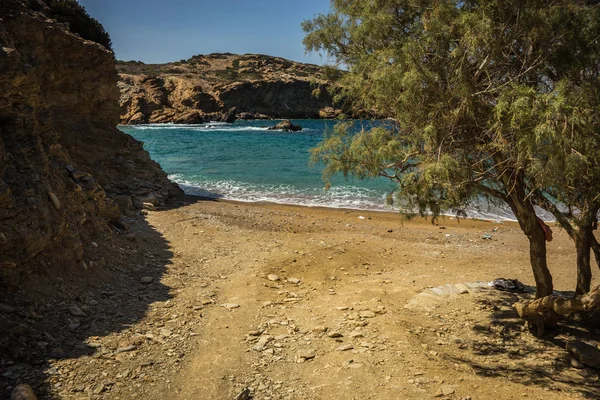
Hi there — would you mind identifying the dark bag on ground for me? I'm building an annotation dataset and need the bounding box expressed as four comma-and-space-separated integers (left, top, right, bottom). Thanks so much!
492, 278, 526, 293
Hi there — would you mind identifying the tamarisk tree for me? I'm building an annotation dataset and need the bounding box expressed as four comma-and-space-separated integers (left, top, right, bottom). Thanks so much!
304, 0, 600, 298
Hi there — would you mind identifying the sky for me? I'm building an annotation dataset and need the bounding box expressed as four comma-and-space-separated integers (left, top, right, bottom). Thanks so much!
78, 0, 333, 65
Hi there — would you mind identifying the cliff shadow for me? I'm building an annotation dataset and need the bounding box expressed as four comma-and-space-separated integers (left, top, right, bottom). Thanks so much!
0, 196, 202, 399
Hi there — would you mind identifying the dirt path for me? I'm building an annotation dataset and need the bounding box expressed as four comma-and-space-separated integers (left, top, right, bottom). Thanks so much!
5, 197, 598, 399
143, 198, 597, 400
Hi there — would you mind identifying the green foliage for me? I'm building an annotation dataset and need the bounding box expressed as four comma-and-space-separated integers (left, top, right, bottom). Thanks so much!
46, 0, 112, 51
305, 0, 600, 225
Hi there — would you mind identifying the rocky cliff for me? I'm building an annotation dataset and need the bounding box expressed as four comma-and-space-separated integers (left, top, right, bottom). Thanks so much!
0, 0, 181, 286
118, 53, 344, 124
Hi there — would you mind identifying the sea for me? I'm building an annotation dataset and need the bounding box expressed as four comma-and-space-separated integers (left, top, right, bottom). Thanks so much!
119, 119, 551, 222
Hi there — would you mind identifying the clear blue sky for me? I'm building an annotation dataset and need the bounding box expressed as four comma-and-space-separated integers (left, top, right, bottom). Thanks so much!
78, 0, 332, 65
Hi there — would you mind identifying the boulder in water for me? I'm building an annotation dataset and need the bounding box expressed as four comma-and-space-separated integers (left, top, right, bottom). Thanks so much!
267, 119, 302, 132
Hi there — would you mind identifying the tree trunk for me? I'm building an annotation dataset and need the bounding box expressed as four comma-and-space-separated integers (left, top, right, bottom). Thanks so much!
575, 229, 592, 295
528, 232, 554, 298
506, 192, 553, 298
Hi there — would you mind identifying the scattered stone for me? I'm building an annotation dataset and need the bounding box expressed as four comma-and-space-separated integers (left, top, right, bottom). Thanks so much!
328, 332, 343, 338
359, 310, 376, 318
0, 303, 15, 313
297, 349, 316, 360
312, 325, 327, 333
68, 305, 86, 317
254, 335, 272, 351
267, 274, 280, 281
160, 328, 173, 337
92, 384, 106, 395
287, 277, 301, 284
221, 303, 240, 310
49, 347, 67, 359
337, 344, 354, 351
349, 331, 364, 339
343, 359, 363, 369
234, 388, 251, 400
566, 341, 600, 368
47, 191, 60, 210
67, 319, 81, 331
570, 357, 585, 369
440, 385, 456, 395
11, 384, 37, 400
115, 345, 137, 354
140, 276, 154, 284
455, 283, 470, 294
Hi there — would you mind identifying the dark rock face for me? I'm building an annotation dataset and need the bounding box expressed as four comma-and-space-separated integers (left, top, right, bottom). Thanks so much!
0, 0, 181, 285
117, 53, 345, 124
267, 120, 302, 132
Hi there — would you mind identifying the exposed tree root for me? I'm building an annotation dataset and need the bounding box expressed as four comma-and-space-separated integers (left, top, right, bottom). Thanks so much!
514, 285, 600, 337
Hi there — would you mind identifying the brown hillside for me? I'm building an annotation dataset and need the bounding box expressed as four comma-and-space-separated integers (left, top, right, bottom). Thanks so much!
117, 53, 344, 124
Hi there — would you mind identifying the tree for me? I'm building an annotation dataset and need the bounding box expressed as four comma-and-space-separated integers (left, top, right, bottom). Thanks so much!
304, 0, 600, 298
45, 0, 113, 51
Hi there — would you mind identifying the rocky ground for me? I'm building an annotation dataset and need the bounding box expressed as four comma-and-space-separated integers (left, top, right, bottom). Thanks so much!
2, 196, 599, 399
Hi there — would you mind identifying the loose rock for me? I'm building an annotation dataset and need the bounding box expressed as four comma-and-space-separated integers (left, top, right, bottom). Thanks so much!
11, 384, 37, 400
297, 349, 316, 360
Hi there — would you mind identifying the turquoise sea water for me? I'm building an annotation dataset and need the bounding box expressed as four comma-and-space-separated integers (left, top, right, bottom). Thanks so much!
119, 119, 548, 220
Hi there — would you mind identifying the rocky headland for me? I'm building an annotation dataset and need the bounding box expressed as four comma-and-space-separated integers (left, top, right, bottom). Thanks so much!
117, 53, 345, 124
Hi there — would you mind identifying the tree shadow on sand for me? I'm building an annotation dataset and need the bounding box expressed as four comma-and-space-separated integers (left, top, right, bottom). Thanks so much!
444, 290, 600, 399
0, 196, 202, 399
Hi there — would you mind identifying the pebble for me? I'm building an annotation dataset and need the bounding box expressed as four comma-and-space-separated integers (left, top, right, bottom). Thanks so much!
221, 303, 240, 310
0, 303, 15, 313
312, 325, 327, 333
160, 328, 172, 337
327, 332, 343, 338
570, 357, 585, 369
68, 306, 86, 317
287, 278, 301, 284
235, 388, 252, 400
254, 335, 272, 351
140, 276, 154, 284
337, 344, 354, 351
343, 359, 363, 369
267, 274, 280, 281
434, 385, 457, 397
297, 349, 316, 360
359, 310, 376, 318
11, 384, 38, 400
68, 319, 81, 331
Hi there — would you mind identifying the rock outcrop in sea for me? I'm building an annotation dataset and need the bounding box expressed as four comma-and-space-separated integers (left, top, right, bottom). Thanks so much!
117, 53, 345, 124
0, 0, 182, 285
267, 120, 303, 132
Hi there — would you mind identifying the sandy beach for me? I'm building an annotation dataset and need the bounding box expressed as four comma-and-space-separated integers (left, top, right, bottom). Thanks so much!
7, 196, 599, 399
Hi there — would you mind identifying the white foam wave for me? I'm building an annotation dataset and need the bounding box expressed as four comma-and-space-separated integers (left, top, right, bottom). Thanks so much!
170, 176, 394, 211
169, 175, 556, 221
121, 124, 317, 133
